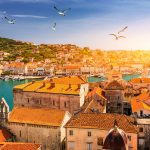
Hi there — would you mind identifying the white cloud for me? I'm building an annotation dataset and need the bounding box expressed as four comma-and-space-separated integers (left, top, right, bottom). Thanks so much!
12, 14, 48, 19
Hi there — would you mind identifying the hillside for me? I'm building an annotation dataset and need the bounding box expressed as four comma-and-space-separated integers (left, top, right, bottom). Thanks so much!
1, 37, 150, 67
0, 37, 95, 65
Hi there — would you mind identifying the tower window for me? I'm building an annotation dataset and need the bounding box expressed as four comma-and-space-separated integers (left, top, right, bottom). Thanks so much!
88, 131, 91, 137
69, 130, 73, 136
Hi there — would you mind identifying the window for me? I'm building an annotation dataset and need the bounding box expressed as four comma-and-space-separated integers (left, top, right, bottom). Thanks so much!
140, 110, 143, 117
69, 130, 73, 136
58, 131, 61, 136
53, 100, 55, 106
68, 141, 75, 150
39, 99, 41, 105
64, 102, 67, 108
88, 131, 91, 137
87, 143, 92, 150
139, 127, 143, 132
128, 135, 131, 141
97, 137, 103, 146
19, 130, 21, 137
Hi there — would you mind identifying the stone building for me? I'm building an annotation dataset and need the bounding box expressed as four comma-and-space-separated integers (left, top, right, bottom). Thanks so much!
13, 76, 89, 114
131, 92, 150, 117
74, 87, 107, 114
130, 78, 150, 90
137, 118, 150, 150
65, 113, 138, 150
104, 80, 131, 115
131, 92, 150, 149
7, 107, 71, 150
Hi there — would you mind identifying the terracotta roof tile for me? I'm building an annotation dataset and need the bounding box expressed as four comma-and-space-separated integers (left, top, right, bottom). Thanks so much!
131, 92, 150, 112
86, 87, 106, 100
131, 78, 150, 83
65, 113, 137, 133
63, 66, 81, 70
82, 99, 105, 113
14, 76, 87, 95
52, 76, 87, 84
105, 80, 124, 90
0, 142, 41, 150
8, 107, 67, 126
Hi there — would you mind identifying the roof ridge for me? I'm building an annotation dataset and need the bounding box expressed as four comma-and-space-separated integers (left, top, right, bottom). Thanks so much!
122, 115, 138, 133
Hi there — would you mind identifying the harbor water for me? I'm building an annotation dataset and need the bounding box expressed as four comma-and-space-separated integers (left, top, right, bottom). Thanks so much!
0, 74, 142, 110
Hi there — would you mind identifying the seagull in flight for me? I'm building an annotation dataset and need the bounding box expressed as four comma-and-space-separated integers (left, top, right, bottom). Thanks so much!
54, 5, 71, 16
118, 26, 128, 34
109, 26, 128, 40
52, 22, 56, 31
4, 16, 15, 24
109, 34, 126, 40
0, 11, 15, 24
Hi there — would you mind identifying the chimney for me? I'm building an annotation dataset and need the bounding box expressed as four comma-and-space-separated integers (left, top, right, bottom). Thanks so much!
51, 82, 55, 88
78, 84, 80, 89
42, 82, 46, 87
32, 80, 35, 84
49, 78, 53, 82
69, 84, 71, 89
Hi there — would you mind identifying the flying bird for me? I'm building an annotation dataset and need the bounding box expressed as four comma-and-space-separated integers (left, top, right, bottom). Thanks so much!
52, 22, 56, 31
109, 34, 126, 40
0, 11, 15, 24
118, 26, 128, 34
4, 16, 15, 24
54, 5, 71, 16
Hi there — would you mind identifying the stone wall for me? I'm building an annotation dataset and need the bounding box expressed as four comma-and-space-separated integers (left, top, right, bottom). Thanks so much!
105, 90, 124, 113
7, 123, 61, 150
14, 90, 81, 114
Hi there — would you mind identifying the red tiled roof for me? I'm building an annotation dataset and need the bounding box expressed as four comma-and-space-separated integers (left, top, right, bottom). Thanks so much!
63, 66, 81, 70
8, 107, 67, 126
131, 78, 150, 83
81, 99, 105, 113
86, 87, 106, 100
131, 92, 150, 112
5, 62, 24, 68
0, 142, 40, 150
65, 113, 138, 133
105, 80, 124, 90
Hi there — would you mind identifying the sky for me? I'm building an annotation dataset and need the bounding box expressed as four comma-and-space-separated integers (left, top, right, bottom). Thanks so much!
1, 0, 150, 50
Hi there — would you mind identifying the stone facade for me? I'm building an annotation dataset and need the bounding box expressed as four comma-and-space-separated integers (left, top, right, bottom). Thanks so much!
137, 118, 150, 150
66, 126, 137, 150
13, 83, 88, 114
7, 108, 71, 150
65, 113, 138, 150
7, 123, 61, 150
101, 80, 132, 115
